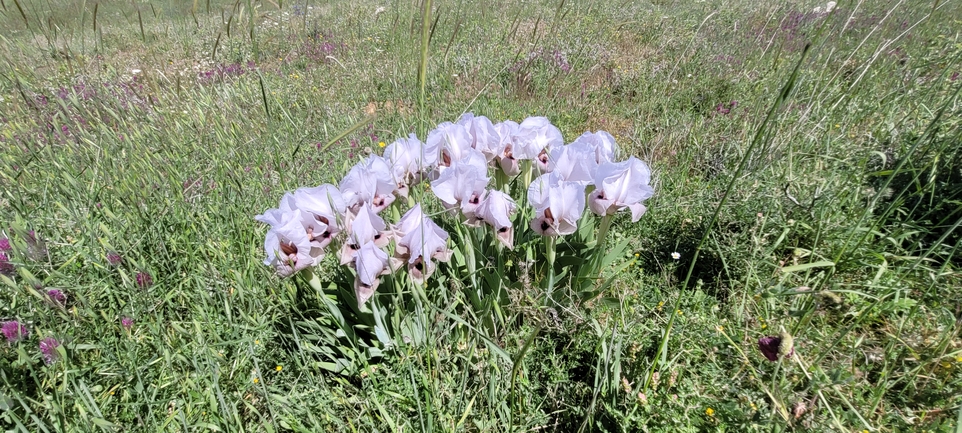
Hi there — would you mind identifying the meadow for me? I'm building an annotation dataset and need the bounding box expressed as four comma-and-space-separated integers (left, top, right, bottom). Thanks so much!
1, 0, 961, 431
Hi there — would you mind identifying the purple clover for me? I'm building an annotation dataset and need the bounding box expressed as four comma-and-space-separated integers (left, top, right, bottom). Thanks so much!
2, 321, 28, 343
136, 272, 153, 288
47, 289, 66, 306
39, 337, 61, 364
0, 238, 10, 251
121, 316, 134, 330
0, 252, 13, 276
952, 72, 959, 82
758, 334, 794, 362
107, 252, 123, 266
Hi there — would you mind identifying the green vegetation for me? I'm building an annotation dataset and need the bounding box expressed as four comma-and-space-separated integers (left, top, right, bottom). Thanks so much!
1, 0, 961, 431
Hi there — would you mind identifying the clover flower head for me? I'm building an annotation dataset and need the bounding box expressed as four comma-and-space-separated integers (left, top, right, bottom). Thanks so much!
39, 337, 61, 364
136, 272, 153, 288
0, 252, 13, 276
121, 316, 134, 330
106, 251, 123, 266
47, 289, 66, 306
2, 321, 28, 343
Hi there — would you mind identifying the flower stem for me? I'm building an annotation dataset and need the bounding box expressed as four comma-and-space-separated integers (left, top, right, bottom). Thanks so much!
594, 214, 613, 250
545, 236, 557, 299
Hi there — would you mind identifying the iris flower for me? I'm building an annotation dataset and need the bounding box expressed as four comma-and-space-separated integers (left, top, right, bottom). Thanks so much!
471, 190, 518, 249
352, 241, 391, 307
458, 113, 501, 162
588, 157, 654, 222
571, 130, 619, 164
430, 148, 490, 219
339, 202, 391, 265
394, 205, 452, 283
340, 155, 397, 213
493, 120, 522, 176
528, 172, 586, 236
546, 140, 597, 184
383, 133, 435, 197
427, 122, 472, 168
261, 209, 315, 277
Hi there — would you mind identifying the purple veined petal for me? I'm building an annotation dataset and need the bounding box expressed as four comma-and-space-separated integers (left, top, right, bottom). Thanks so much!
340, 203, 388, 264
398, 213, 450, 283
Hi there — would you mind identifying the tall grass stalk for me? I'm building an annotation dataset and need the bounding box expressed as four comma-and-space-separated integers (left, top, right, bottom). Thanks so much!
644, 43, 811, 392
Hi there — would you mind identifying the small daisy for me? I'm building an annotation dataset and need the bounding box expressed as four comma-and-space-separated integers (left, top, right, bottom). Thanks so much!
671, 252, 681, 260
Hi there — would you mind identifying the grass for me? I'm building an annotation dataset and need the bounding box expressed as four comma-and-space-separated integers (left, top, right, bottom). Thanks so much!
1, 0, 961, 431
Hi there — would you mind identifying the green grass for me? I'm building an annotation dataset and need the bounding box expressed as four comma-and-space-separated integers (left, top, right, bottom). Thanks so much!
1, 0, 961, 431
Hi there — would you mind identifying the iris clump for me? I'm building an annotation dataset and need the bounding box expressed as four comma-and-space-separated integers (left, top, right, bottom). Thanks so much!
256, 114, 654, 310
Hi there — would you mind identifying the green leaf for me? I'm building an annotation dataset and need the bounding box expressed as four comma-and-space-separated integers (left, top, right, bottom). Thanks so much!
779, 261, 835, 273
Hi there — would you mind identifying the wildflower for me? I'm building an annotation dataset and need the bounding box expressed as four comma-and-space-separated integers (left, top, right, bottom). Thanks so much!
0, 238, 10, 252
705, 407, 715, 417
394, 205, 453, 284
471, 190, 518, 249
136, 272, 153, 288
2, 321, 28, 343
378, 141, 385, 148
528, 173, 586, 236
588, 157, 655, 222
570, 130, 618, 164
427, 122, 473, 168
383, 133, 435, 197
458, 113, 500, 162
430, 149, 490, 219
671, 252, 681, 260
260, 209, 316, 278
47, 289, 66, 306
493, 120, 521, 176
276, 365, 282, 371
339, 155, 397, 213
253, 377, 259, 383
514, 117, 564, 162
289, 184, 346, 248
545, 140, 597, 184
39, 337, 61, 364
106, 251, 123, 266
121, 316, 134, 330
0, 252, 13, 276
758, 329, 795, 361
351, 241, 391, 307
339, 202, 390, 265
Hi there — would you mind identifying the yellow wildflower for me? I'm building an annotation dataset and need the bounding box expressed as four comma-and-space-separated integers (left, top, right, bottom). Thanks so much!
705, 407, 715, 417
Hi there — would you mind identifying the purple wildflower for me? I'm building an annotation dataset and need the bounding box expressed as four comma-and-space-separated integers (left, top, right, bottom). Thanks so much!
121, 316, 134, 330
0, 238, 10, 251
758, 333, 794, 362
107, 252, 123, 266
47, 289, 66, 306
136, 272, 153, 288
0, 252, 12, 275
39, 337, 61, 364
2, 321, 28, 343
952, 72, 959, 82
